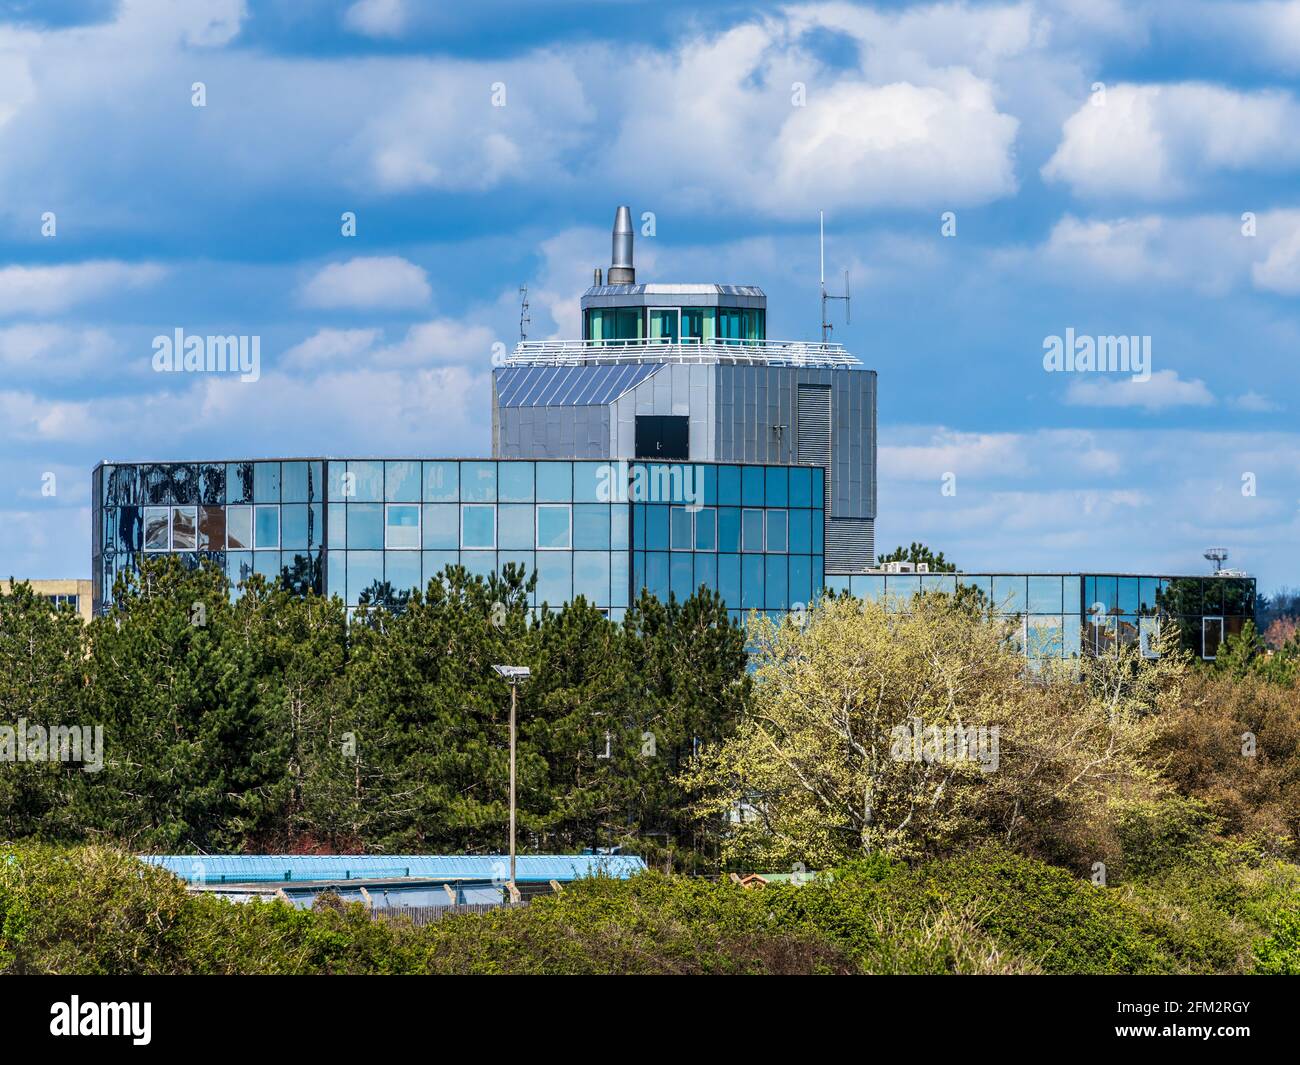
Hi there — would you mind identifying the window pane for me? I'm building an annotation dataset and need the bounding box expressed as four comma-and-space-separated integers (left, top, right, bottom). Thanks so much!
386, 551, 421, 594
694, 552, 717, 592
789, 467, 813, 507
789, 555, 812, 608
422, 550, 458, 585
226, 462, 253, 505
573, 504, 610, 550
645, 552, 669, 602
574, 462, 606, 503
227, 551, 253, 589
347, 551, 383, 605
611, 506, 629, 550
140, 506, 163, 552
385, 461, 421, 502
497, 504, 535, 550
536, 504, 571, 549
1117, 577, 1139, 616
254, 505, 280, 549
226, 505, 252, 550
281, 504, 309, 550
498, 462, 534, 502
611, 553, 629, 608
460, 461, 496, 502
670, 554, 693, 600
536, 552, 571, 605
765, 510, 788, 553
718, 466, 741, 506
742, 466, 764, 506
646, 505, 669, 550
385, 503, 421, 549
536, 462, 572, 502
254, 462, 280, 503
171, 507, 197, 551
789, 509, 811, 553
327, 502, 346, 548
742, 509, 764, 552
765, 467, 788, 507
1028, 576, 1062, 614
694, 507, 717, 551
424, 461, 459, 502
992, 575, 1026, 614
741, 554, 764, 610
198, 506, 225, 551
574, 551, 609, 605
670, 506, 693, 550
348, 461, 383, 502
765, 555, 788, 609
718, 554, 741, 608
718, 508, 740, 552
348, 503, 384, 550
281, 461, 309, 503
461, 504, 496, 548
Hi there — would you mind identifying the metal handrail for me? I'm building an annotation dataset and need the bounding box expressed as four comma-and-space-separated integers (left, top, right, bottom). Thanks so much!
506, 336, 861, 368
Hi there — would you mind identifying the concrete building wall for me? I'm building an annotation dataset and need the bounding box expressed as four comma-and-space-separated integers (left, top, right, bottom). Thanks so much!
2, 578, 94, 623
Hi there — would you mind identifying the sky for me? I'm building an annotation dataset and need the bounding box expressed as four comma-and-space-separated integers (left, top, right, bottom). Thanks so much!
0, 0, 1298, 593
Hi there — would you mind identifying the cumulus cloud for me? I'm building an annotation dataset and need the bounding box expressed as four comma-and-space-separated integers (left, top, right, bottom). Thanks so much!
1064, 368, 1215, 410
0, 324, 119, 377
0, 262, 165, 316
343, 0, 407, 38
1042, 82, 1300, 199
283, 318, 497, 370
298, 256, 432, 310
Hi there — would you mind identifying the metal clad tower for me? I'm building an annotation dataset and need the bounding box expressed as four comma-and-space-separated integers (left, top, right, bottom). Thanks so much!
491, 206, 878, 572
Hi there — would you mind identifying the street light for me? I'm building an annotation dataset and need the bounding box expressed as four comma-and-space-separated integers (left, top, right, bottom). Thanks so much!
492, 664, 532, 899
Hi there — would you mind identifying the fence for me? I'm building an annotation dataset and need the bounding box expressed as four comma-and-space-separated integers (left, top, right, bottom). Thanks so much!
371, 901, 527, 926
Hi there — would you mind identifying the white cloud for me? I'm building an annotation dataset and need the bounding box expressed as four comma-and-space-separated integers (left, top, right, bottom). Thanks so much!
0, 324, 119, 377
0, 261, 165, 316
1065, 368, 1215, 410
283, 317, 497, 371
1231, 390, 1283, 412
343, 0, 407, 38
1043, 82, 1300, 199
298, 256, 432, 310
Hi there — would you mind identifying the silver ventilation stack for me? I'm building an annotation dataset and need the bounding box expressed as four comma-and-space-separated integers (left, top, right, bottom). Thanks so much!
608, 205, 635, 284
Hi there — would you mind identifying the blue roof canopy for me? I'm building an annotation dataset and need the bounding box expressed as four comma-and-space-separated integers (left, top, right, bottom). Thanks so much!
141, 853, 647, 885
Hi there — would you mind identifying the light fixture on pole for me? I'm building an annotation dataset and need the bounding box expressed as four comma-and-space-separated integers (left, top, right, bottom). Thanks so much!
492, 664, 531, 900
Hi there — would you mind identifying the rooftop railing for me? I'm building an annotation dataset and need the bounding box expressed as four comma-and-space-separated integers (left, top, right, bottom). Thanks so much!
506, 336, 861, 368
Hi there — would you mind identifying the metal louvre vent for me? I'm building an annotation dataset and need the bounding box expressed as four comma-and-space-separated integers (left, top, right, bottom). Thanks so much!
825, 518, 875, 574
797, 384, 832, 509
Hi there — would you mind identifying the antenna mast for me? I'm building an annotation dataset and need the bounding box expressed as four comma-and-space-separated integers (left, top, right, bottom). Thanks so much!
519, 284, 531, 342
819, 211, 850, 343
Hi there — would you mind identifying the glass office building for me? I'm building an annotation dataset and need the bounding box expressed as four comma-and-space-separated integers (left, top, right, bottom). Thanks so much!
823, 571, 1256, 663
93, 457, 826, 624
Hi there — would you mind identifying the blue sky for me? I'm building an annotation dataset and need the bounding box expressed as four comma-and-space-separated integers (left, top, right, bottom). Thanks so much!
1, 0, 1298, 592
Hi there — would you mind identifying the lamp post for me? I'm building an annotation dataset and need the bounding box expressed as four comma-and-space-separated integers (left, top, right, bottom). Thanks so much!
492, 664, 531, 897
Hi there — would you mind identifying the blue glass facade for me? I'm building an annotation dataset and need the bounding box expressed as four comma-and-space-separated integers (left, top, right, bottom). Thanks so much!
93, 458, 825, 624
822, 571, 1256, 663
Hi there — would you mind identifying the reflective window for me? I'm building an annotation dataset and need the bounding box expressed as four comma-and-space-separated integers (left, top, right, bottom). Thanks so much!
348, 503, 384, 550
1139, 616, 1160, 658
498, 462, 534, 502
536, 462, 572, 502
670, 506, 693, 551
281, 504, 309, 550
1086, 576, 1117, 617
646, 552, 670, 602
573, 504, 610, 550
1117, 577, 1139, 616
536, 504, 572, 550
573, 462, 606, 503
766, 510, 788, 553
198, 506, 225, 550
227, 551, 253, 589
1203, 616, 1224, 660
765, 555, 788, 609
226, 462, 253, 505
695, 553, 717, 593
992, 575, 1026, 614
1202, 578, 1224, 615
741, 509, 765, 552
171, 507, 197, 551
349, 461, 383, 502
694, 507, 717, 551
610, 553, 629, 608
718, 554, 741, 606
226, 505, 252, 550
461, 504, 496, 549
385, 551, 421, 594
789, 509, 812, 554
385, 503, 421, 549
790, 555, 812, 607
765, 467, 788, 508
460, 461, 497, 502
789, 467, 813, 508
144, 507, 169, 551
254, 505, 280, 549
741, 554, 764, 610
886, 575, 920, 606
718, 466, 741, 506
281, 462, 310, 503
1027, 615, 1063, 658
537, 552, 572, 605
1028, 576, 1062, 614
424, 461, 459, 502
611, 506, 629, 551
573, 551, 609, 605
646, 505, 669, 551
851, 574, 885, 602
385, 461, 422, 503
422, 551, 458, 584
254, 462, 280, 503
347, 551, 383, 604
718, 508, 740, 552
171, 465, 198, 505
671, 554, 693, 599
327, 503, 346, 548
497, 504, 535, 551
742, 466, 764, 506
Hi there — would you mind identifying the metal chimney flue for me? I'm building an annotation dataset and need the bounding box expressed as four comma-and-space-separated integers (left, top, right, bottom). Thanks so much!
608, 205, 635, 284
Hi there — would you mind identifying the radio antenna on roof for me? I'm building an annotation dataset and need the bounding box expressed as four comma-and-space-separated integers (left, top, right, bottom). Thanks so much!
819, 211, 850, 344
